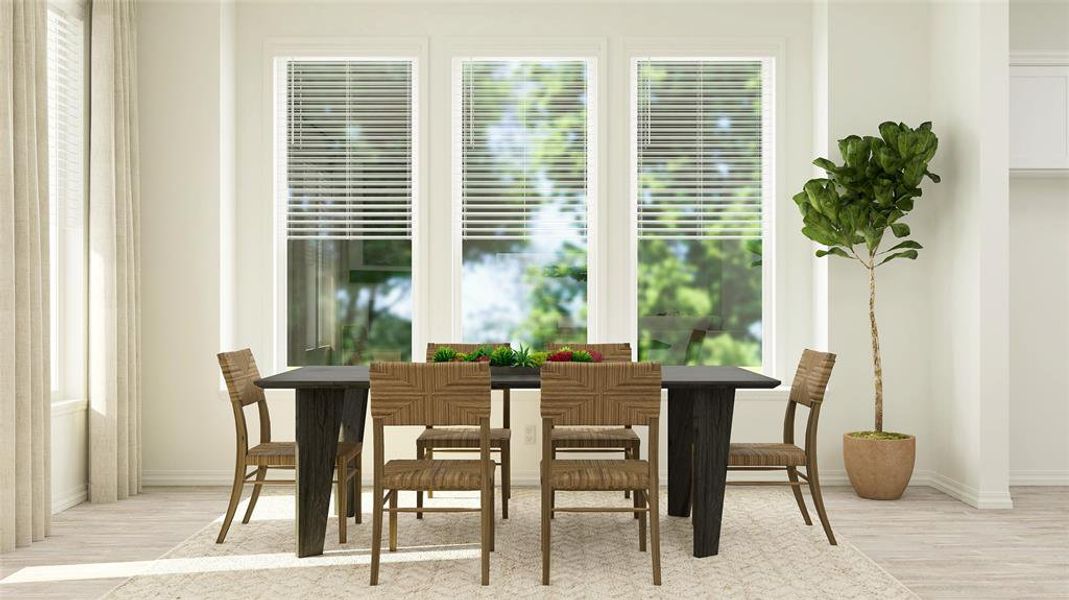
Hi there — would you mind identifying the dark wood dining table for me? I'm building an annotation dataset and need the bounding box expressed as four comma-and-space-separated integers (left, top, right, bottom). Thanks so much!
256, 364, 779, 559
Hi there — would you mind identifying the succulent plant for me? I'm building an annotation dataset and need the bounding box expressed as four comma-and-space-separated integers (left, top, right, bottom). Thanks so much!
589, 350, 604, 363
464, 345, 493, 362
571, 349, 593, 362
489, 345, 516, 366
454, 352, 467, 362
547, 349, 574, 362
530, 351, 548, 367
513, 345, 535, 368
432, 346, 458, 363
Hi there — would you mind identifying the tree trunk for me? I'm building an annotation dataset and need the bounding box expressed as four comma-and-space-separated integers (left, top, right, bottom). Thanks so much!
868, 265, 884, 432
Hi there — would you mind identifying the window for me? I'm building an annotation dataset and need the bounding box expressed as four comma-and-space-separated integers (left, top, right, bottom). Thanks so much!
634, 58, 770, 367
47, 4, 87, 401
457, 59, 592, 346
278, 58, 415, 366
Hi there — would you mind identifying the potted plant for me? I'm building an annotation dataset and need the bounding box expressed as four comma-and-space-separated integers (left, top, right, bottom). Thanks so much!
794, 121, 939, 500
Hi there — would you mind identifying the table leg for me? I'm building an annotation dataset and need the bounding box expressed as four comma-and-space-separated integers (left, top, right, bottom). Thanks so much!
340, 388, 368, 518
295, 388, 342, 558
667, 388, 694, 517
691, 386, 735, 557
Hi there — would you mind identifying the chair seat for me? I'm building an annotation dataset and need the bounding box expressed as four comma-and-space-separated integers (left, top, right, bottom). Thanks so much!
417, 427, 511, 449
729, 443, 806, 467
551, 427, 639, 449
382, 459, 492, 491
547, 459, 650, 491
246, 441, 361, 467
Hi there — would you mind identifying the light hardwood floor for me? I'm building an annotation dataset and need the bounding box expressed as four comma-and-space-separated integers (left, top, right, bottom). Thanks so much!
0, 486, 1066, 599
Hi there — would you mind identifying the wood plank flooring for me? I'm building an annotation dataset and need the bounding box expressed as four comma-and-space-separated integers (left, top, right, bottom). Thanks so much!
0, 486, 1065, 599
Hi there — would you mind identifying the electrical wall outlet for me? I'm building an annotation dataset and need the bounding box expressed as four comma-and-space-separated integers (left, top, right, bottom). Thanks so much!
524, 424, 537, 445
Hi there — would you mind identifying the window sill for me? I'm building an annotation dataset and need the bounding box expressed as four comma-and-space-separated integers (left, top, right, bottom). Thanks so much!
51, 397, 88, 416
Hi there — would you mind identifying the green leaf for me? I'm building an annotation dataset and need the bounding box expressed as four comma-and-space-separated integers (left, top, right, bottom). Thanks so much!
815, 247, 852, 259
890, 222, 910, 237
887, 240, 922, 251
813, 157, 838, 173
925, 170, 941, 183
878, 249, 919, 265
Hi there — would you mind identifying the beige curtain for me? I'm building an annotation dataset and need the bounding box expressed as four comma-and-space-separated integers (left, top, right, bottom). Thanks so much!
0, 0, 52, 553
88, 0, 141, 503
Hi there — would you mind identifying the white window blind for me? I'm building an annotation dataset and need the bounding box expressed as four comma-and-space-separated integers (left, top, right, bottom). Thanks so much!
636, 59, 768, 240
460, 60, 589, 240
47, 6, 86, 397
283, 59, 413, 240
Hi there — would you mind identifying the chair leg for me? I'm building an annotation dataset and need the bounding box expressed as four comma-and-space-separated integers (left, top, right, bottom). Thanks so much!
541, 482, 552, 585
787, 466, 812, 526
370, 483, 384, 585
426, 449, 433, 499
416, 443, 425, 520
808, 461, 837, 545
638, 489, 647, 552
550, 447, 555, 519
481, 470, 491, 585
624, 448, 631, 500
337, 460, 348, 544
388, 490, 398, 552
355, 463, 362, 525
501, 443, 510, 520
649, 486, 662, 586
241, 466, 267, 524
216, 463, 245, 544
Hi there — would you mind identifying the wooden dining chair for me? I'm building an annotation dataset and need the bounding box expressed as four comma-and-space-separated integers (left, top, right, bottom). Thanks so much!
416, 343, 511, 519
369, 362, 496, 586
545, 342, 638, 506
216, 349, 361, 544
540, 361, 663, 586
726, 349, 838, 545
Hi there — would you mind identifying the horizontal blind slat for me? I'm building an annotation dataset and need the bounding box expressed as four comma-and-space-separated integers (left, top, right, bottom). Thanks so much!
460, 59, 590, 241
636, 59, 766, 241
284, 59, 413, 240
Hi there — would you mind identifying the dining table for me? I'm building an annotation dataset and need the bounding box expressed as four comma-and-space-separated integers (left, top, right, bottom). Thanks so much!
256, 364, 780, 559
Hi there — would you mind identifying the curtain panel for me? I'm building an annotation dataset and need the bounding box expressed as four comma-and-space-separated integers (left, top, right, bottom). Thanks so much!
0, 0, 52, 553
88, 0, 141, 503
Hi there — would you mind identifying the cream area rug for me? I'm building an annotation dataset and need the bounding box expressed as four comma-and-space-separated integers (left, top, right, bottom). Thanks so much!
103, 488, 916, 599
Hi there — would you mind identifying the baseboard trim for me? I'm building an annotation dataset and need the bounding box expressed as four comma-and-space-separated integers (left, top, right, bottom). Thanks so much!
52, 484, 87, 514
926, 471, 1014, 509
142, 467, 1027, 510
1009, 469, 1069, 486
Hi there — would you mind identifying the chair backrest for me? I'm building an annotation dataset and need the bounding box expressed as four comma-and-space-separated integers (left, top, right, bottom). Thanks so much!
425, 342, 509, 362
545, 342, 632, 362
787, 349, 836, 407
783, 349, 836, 449
370, 362, 491, 426
217, 348, 271, 449
540, 362, 661, 426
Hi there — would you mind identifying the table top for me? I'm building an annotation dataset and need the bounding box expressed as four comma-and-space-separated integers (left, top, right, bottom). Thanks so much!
256, 365, 780, 391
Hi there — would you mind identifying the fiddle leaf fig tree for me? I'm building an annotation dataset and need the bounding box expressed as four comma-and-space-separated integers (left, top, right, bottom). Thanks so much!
794, 121, 939, 434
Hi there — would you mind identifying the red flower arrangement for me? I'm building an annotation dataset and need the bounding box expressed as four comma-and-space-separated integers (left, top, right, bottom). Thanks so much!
547, 350, 574, 362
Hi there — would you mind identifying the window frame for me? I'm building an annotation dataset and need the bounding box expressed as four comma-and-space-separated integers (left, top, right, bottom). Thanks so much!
444, 37, 607, 344
626, 39, 780, 377
268, 38, 428, 371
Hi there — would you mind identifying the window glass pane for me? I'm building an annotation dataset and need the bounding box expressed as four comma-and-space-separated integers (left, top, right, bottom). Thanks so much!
282, 59, 413, 365
636, 59, 766, 367
460, 60, 590, 347
47, 7, 86, 399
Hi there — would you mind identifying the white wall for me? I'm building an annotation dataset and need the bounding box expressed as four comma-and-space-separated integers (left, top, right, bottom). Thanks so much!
134, 0, 1024, 507
1008, 0, 1069, 485
818, 0, 935, 488
927, 0, 1013, 507
138, 1, 227, 484
51, 401, 87, 512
